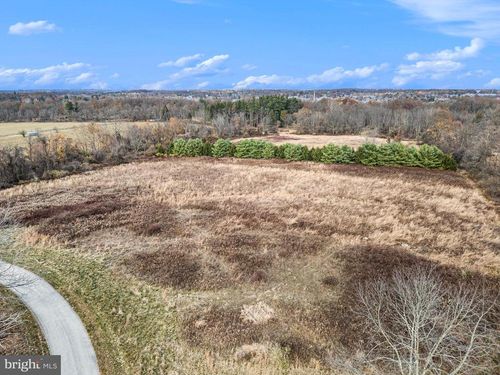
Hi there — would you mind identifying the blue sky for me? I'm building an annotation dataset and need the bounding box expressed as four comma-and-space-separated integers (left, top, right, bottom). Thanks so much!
1, 0, 499, 90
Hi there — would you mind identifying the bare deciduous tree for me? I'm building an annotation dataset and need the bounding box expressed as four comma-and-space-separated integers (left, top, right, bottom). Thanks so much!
356, 267, 498, 375
212, 113, 232, 138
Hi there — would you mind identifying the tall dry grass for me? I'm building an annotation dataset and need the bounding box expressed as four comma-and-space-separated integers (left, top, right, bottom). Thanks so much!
0, 157, 498, 372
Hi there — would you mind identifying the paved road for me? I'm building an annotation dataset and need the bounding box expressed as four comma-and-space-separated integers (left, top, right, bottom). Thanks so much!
0, 260, 100, 375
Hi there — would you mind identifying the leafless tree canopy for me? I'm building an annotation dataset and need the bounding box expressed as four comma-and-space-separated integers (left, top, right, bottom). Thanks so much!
356, 267, 499, 375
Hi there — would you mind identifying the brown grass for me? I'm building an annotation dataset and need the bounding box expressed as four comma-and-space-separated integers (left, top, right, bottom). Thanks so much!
233, 130, 417, 148
0, 289, 47, 355
0, 156, 498, 369
0, 121, 160, 146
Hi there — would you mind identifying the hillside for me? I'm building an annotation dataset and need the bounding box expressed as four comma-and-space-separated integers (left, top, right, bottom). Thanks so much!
0, 157, 498, 374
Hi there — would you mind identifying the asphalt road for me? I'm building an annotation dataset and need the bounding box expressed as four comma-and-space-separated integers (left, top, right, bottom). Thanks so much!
0, 260, 100, 375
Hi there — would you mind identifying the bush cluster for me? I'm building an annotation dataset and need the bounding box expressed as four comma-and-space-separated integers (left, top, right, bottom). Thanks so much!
211, 139, 235, 158
163, 138, 212, 157
234, 139, 271, 159
0, 134, 456, 190
356, 143, 456, 169
161, 138, 454, 170
281, 144, 310, 161
321, 144, 356, 164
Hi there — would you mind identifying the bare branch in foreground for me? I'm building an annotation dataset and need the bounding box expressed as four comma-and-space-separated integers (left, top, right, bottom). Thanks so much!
355, 267, 499, 375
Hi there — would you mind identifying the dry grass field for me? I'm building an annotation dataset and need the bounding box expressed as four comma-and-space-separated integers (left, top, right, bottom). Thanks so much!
0, 157, 498, 373
233, 129, 418, 148
0, 121, 158, 146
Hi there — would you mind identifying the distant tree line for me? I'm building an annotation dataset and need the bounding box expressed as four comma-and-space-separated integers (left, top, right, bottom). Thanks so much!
0, 94, 498, 200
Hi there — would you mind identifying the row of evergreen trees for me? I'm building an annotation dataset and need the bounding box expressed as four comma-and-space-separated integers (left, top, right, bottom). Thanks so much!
157, 138, 456, 170
201, 95, 302, 125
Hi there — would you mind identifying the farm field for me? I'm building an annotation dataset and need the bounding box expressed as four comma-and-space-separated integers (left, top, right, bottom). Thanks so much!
0, 121, 158, 146
233, 130, 418, 148
0, 157, 498, 374
0, 122, 419, 150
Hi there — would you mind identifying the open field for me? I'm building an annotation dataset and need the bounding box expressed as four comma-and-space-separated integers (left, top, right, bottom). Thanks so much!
0, 158, 498, 373
0, 121, 158, 146
233, 130, 418, 148
0, 122, 419, 149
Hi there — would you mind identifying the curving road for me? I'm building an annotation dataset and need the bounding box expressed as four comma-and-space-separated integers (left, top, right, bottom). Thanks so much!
0, 260, 100, 375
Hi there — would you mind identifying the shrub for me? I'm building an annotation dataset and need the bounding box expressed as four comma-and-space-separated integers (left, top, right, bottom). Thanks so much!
310, 147, 323, 162
201, 141, 213, 157
184, 138, 205, 157
234, 140, 272, 159
354, 142, 455, 170
169, 138, 206, 157
155, 143, 167, 156
262, 142, 277, 159
356, 143, 380, 166
0, 146, 33, 188
377, 142, 420, 167
441, 153, 457, 171
275, 145, 286, 159
212, 139, 234, 158
321, 144, 356, 164
417, 144, 453, 169
170, 138, 187, 156
281, 143, 309, 161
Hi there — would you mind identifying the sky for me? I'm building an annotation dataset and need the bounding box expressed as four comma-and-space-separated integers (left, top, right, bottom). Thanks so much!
0, 0, 499, 90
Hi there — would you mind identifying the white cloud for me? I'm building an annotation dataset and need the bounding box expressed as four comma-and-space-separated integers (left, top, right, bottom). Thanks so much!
197, 81, 210, 88
143, 54, 229, 89
486, 77, 500, 87
393, 60, 463, 86
110, 73, 120, 79
9, 20, 57, 36
307, 64, 388, 84
242, 64, 257, 71
406, 38, 484, 61
233, 64, 387, 89
0, 62, 108, 88
158, 53, 204, 68
394, 38, 483, 86
233, 75, 301, 89
34, 72, 59, 85
390, 0, 500, 39
0, 63, 88, 86
66, 72, 95, 84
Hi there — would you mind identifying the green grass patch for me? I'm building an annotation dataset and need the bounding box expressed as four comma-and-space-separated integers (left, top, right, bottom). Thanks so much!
0, 229, 176, 375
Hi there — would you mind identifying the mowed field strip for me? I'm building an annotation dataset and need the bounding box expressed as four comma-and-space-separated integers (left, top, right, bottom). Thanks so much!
233, 130, 418, 148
